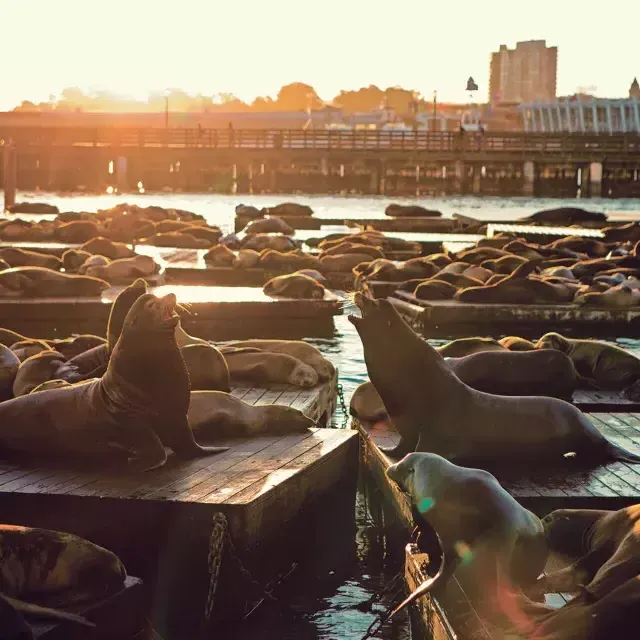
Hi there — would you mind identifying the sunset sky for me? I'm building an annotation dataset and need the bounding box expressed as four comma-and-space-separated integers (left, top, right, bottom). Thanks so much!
1, 0, 638, 110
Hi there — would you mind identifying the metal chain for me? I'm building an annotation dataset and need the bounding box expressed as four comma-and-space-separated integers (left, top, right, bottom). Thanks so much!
336, 382, 349, 428
360, 576, 407, 640
204, 512, 228, 622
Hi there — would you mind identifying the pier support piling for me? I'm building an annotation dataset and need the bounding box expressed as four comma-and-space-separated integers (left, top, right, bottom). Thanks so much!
2, 141, 17, 210
523, 160, 535, 196
116, 156, 128, 193
589, 162, 603, 198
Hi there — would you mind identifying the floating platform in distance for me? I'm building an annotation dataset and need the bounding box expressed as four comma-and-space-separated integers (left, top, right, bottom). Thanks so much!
0, 285, 343, 339
0, 379, 354, 631
390, 292, 640, 339
33, 576, 145, 640
486, 223, 605, 240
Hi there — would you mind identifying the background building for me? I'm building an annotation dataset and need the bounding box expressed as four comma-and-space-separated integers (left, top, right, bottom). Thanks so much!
489, 40, 558, 105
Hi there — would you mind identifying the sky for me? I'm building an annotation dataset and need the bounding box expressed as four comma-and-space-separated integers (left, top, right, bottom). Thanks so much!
1, 0, 638, 110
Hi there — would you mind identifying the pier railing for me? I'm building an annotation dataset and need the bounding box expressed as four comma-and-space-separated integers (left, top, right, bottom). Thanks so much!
1, 127, 639, 155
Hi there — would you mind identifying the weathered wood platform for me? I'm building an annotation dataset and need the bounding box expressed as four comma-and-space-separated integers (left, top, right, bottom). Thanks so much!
486, 223, 605, 240
572, 389, 640, 412
0, 284, 343, 339
33, 576, 145, 640
0, 380, 353, 633
390, 292, 640, 339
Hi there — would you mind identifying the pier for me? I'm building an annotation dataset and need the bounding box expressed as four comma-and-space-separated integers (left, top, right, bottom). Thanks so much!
2, 127, 640, 197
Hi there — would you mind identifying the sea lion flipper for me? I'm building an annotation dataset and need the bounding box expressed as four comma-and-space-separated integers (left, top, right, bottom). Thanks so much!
126, 425, 168, 472
0, 594, 95, 628
379, 436, 417, 459
161, 417, 229, 459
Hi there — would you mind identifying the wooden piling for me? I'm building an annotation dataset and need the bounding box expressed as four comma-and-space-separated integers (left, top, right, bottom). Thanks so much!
2, 140, 17, 211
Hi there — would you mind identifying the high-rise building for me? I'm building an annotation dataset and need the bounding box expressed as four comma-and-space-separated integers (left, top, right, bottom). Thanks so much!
489, 40, 558, 105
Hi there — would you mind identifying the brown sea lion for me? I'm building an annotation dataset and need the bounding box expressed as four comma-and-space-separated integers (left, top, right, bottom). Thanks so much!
179, 344, 231, 391
84, 254, 159, 283
350, 381, 388, 422
264, 273, 325, 299
0, 258, 9, 270
455, 246, 511, 264
320, 253, 373, 273
0, 329, 28, 348
575, 283, 640, 308
0, 247, 62, 270
413, 280, 457, 300
12, 351, 73, 397
0, 292, 229, 469
436, 337, 506, 357
0, 524, 126, 608
142, 232, 210, 249
536, 332, 640, 390
387, 453, 547, 622
480, 255, 528, 274
54, 220, 102, 243
0, 267, 110, 298
46, 334, 106, 359
348, 292, 640, 464
259, 249, 321, 271
532, 505, 640, 604
222, 350, 319, 387
0, 344, 20, 401
188, 391, 315, 437
204, 244, 236, 267
182, 225, 222, 245
220, 339, 334, 381
232, 249, 260, 269
81, 237, 136, 260
498, 336, 536, 351
243, 216, 294, 235
320, 242, 385, 260
9, 340, 52, 362
296, 269, 329, 286
61, 249, 92, 272
30, 379, 74, 393
77, 254, 110, 274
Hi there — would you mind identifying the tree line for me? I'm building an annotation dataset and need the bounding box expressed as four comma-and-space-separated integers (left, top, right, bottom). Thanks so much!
13, 83, 443, 115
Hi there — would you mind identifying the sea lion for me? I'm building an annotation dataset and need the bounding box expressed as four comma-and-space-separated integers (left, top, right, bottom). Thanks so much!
386, 453, 547, 616
77, 254, 110, 274
222, 350, 319, 387
436, 337, 505, 357
61, 249, 92, 272
535, 332, 640, 390
413, 279, 457, 300
349, 292, 640, 464
81, 236, 136, 260
0, 292, 229, 469
232, 249, 260, 269
259, 249, 320, 271
84, 254, 158, 283
350, 381, 388, 422
46, 334, 106, 359
320, 242, 385, 260
188, 391, 315, 436
0, 267, 110, 298
9, 340, 52, 362
180, 344, 231, 391
319, 253, 373, 273
295, 269, 328, 286
30, 379, 74, 393
243, 216, 294, 235
0, 524, 126, 608
0, 247, 62, 270
0, 258, 9, 270
54, 220, 103, 243
523, 207, 606, 226
262, 202, 313, 217
221, 339, 335, 381
496, 336, 536, 351
204, 244, 235, 266
142, 232, 210, 249
532, 505, 640, 602
12, 351, 73, 397
181, 225, 222, 245
0, 345, 20, 401
445, 349, 577, 399
575, 283, 640, 308
263, 273, 325, 299
480, 255, 528, 274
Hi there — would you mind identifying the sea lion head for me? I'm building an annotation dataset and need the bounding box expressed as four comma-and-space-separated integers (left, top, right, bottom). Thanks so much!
107, 278, 148, 350
0, 269, 33, 294
261, 405, 316, 434
536, 332, 568, 352
122, 292, 180, 336
541, 508, 610, 555
387, 452, 447, 508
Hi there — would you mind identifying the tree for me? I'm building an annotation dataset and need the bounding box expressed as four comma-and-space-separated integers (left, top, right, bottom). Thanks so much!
276, 83, 323, 111
332, 85, 385, 113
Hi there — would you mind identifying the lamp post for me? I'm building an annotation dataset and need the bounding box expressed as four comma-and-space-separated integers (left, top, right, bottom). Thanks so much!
164, 91, 169, 130
433, 90, 437, 132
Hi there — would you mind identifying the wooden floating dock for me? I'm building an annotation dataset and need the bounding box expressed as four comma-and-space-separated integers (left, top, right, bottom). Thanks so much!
0, 284, 343, 339
390, 292, 640, 339
0, 379, 355, 632
356, 415, 640, 639
486, 223, 605, 240
33, 576, 145, 640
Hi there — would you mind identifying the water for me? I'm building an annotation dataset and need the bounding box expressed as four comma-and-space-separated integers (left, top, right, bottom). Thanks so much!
10, 191, 640, 639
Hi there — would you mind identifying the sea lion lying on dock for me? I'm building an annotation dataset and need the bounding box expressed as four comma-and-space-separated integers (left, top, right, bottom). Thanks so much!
0, 247, 62, 270
386, 453, 547, 623
81, 236, 136, 260
263, 272, 325, 299
12, 351, 77, 397
349, 292, 640, 466
0, 292, 229, 470
188, 391, 315, 437
0, 267, 110, 298
0, 345, 20, 401
83, 254, 159, 284
179, 344, 231, 391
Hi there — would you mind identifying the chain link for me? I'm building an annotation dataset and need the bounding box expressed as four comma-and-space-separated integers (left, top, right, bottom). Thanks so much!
336, 382, 350, 428
204, 512, 228, 622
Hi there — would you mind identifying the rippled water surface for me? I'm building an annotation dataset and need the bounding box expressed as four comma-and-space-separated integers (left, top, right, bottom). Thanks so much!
11, 191, 640, 639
